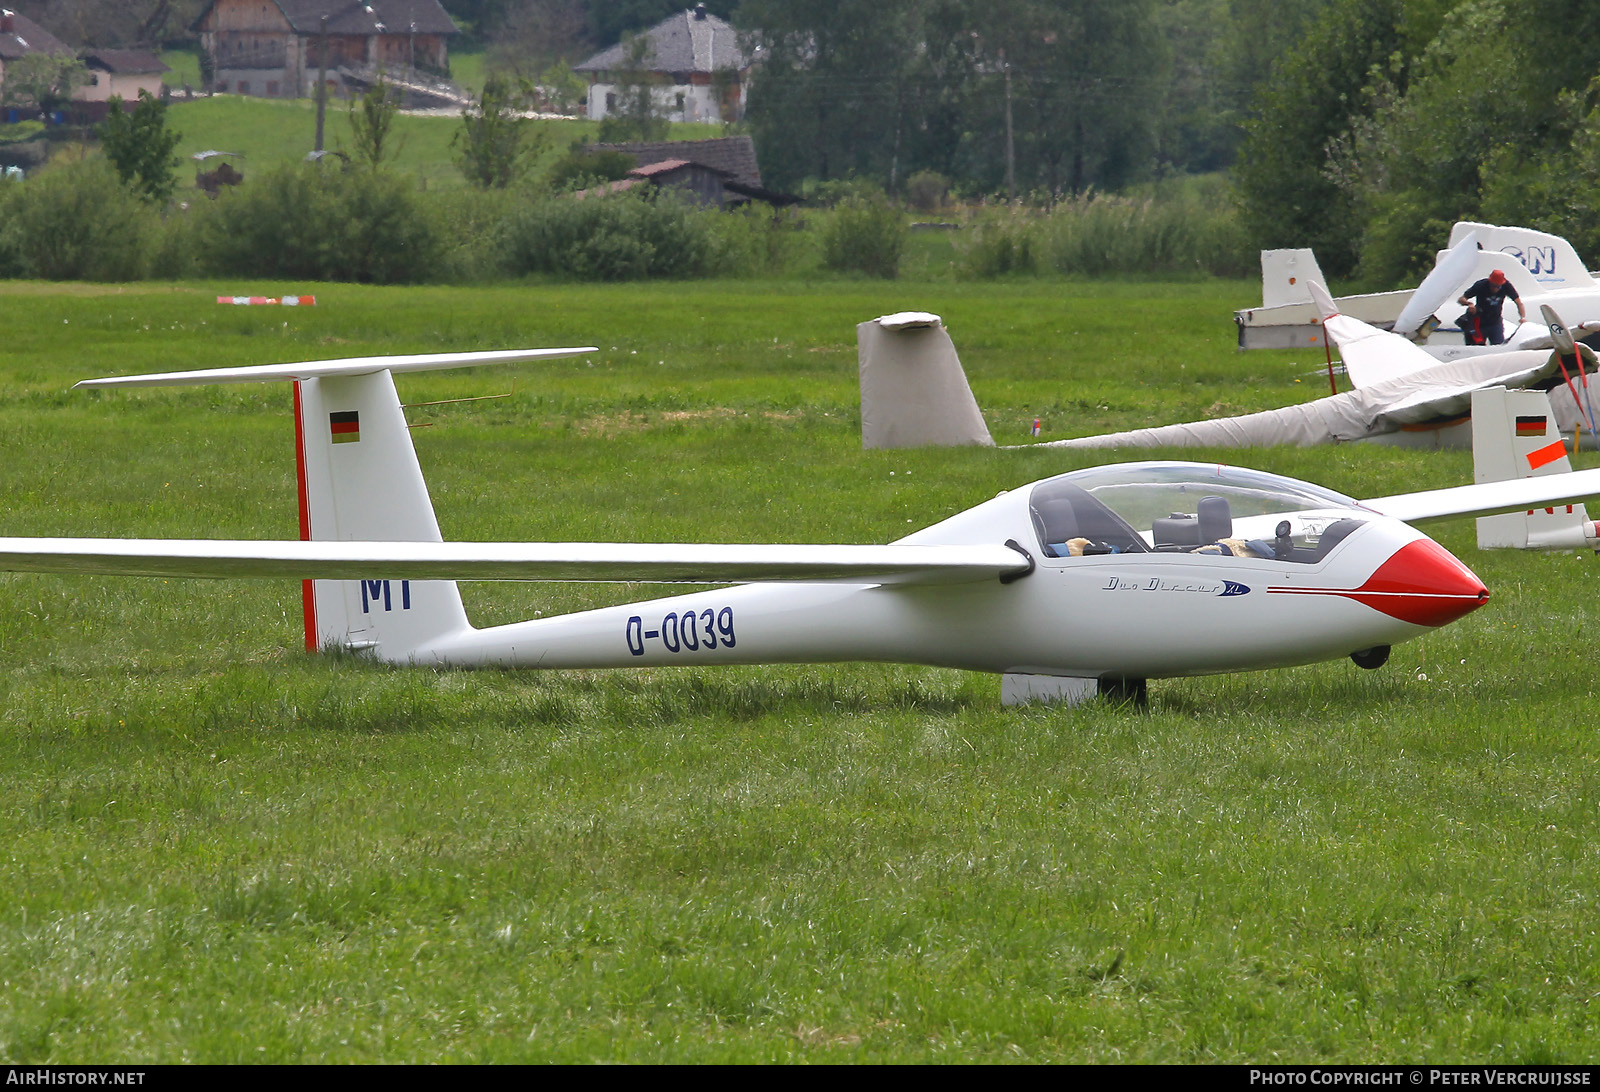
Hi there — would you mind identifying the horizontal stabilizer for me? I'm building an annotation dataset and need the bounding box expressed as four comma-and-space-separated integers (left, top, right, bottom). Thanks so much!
0, 539, 1032, 586
75, 347, 599, 389
1362, 465, 1600, 524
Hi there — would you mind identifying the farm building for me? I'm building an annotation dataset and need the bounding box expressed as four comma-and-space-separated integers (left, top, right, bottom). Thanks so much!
575, 4, 755, 125
79, 50, 170, 103
0, 8, 71, 86
192, 0, 458, 99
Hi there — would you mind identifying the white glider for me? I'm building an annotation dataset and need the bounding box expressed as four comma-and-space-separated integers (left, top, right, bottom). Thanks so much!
7, 351, 1600, 706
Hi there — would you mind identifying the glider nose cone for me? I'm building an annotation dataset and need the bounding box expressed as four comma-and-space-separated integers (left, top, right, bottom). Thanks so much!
1357, 538, 1489, 627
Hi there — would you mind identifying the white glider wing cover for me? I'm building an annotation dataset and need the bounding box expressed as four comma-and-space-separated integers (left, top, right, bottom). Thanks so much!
1309, 279, 1442, 389
858, 312, 995, 449
1393, 230, 1482, 337
0, 539, 1032, 586
1038, 350, 1563, 451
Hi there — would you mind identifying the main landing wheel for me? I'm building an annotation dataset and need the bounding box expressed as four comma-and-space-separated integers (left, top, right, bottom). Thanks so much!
1350, 645, 1391, 670
1098, 677, 1148, 707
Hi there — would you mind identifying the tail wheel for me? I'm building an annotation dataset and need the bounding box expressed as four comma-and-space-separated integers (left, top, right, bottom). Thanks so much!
1350, 645, 1391, 670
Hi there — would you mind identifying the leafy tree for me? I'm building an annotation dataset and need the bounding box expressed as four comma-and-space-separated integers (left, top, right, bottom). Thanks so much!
1231, 0, 1405, 276
347, 75, 401, 171
99, 90, 181, 203
1313, 0, 1600, 282
740, 0, 1168, 197
537, 59, 587, 114
455, 75, 547, 188
1, 52, 88, 117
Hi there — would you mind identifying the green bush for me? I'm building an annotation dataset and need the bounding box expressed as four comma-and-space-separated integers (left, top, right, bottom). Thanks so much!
500, 191, 711, 280
197, 164, 442, 284
545, 149, 637, 193
904, 169, 949, 213
819, 189, 905, 278
1044, 182, 1252, 278
956, 209, 1041, 276
701, 203, 805, 276
5, 156, 154, 280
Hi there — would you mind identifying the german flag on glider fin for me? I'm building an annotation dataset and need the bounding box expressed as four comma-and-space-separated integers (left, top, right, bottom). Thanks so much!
330, 411, 360, 444
1527, 438, 1567, 470
1516, 415, 1548, 437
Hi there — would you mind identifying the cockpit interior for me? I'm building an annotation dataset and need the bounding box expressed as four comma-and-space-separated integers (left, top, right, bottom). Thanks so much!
1029, 463, 1371, 564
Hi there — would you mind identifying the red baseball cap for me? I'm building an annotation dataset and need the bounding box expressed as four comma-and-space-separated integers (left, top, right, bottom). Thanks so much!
1489, 269, 1507, 284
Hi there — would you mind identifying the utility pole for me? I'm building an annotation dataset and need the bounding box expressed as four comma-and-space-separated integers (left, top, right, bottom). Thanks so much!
314, 15, 328, 152
1002, 47, 1015, 202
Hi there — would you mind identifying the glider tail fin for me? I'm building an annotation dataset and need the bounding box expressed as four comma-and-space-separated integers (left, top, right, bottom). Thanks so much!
857, 312, 995, 449
77, 347, 604, 660
294, 370, 471, 659
1471, 386, 1599, 550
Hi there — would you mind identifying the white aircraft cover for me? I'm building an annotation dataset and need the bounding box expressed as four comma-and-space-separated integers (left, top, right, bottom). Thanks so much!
74, 348, 599, 388
1039, 352, 1561, 449
0, 539, 1032, 586
858, 314, 994, 449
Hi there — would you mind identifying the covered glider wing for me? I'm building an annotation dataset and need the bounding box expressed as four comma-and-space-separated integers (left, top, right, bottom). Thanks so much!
0, 539, 1033, 587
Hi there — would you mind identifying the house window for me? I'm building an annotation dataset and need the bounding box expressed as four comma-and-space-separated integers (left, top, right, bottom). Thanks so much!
675, 92, 686, 113
238, 80, 250, 94
266, 80, 279, 96
605, 92, 615, 111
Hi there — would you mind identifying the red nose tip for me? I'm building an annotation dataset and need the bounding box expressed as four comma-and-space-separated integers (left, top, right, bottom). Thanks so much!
1348, 538, 1489, 627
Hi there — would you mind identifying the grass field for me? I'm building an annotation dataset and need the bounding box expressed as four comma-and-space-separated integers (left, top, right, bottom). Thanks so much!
159, 95, 720, 192
1, 277, 1598, 1062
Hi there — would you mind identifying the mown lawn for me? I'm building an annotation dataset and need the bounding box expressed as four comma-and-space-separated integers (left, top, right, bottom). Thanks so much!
0, 278, 1596, 1062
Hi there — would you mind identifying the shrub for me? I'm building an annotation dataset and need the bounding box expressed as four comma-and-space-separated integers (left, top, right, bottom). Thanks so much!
545, 148, 637, 193
1043, 180, 1252, 278
904, 169, 949, 213
6, 156, 154, 280
500, 191, 711, 280
197, 164, 442, 284
820, 189, 905, 278
956, 209, 1041, 276
701, 203, 804, 276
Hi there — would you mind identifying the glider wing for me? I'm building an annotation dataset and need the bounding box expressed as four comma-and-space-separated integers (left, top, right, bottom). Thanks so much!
0, 539, 1033, 586
1362, 466, 1600, 524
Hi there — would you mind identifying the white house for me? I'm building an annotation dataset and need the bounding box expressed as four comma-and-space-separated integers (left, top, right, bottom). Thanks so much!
574, 4, 755, 125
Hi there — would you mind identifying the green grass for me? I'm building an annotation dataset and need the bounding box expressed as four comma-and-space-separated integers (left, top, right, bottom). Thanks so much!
1, 278, 1598, 1061
160, 48, 202, 91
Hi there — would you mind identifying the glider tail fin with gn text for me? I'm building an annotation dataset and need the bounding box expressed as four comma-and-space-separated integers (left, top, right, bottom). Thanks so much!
75, 348, 596, 659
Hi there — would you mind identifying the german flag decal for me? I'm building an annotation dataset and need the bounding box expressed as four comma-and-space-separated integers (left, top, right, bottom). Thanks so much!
1527, 438, 1568, 470
330, 411, 360, 444
1516, 415, 1548, 437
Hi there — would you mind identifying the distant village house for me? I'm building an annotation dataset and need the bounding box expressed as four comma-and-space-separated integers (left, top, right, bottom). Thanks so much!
575, 4, 755, 125
0, 8, 71, 87
191, 0, 457, 98
80, 51, 169, 104
0, 12, 169, 123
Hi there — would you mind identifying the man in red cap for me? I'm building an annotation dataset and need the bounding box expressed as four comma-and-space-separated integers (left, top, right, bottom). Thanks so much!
1457, 268, 1527, 345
